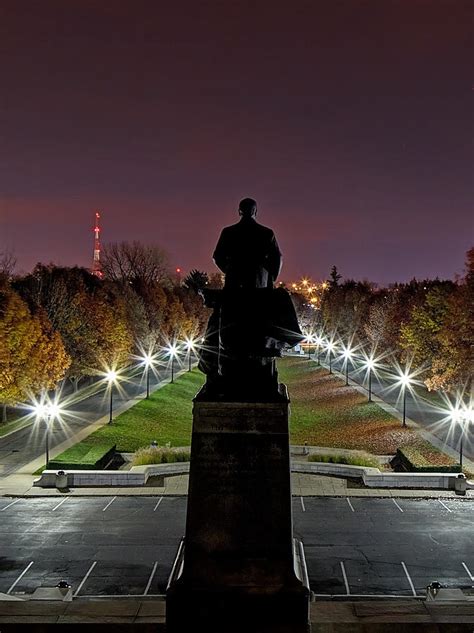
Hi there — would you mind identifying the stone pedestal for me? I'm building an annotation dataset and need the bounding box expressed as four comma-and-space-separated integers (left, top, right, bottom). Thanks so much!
166, 385, 311, 632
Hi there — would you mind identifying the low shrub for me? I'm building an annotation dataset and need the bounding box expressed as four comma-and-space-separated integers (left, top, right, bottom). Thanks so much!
48, 443, 116, 470
132, 446, 190, 466
393, 447, 460, 473
308, 452, 379, 468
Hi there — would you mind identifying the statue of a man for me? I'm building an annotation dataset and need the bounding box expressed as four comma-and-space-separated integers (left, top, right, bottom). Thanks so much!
213, 198, 282, 289
198, 198, 302, 401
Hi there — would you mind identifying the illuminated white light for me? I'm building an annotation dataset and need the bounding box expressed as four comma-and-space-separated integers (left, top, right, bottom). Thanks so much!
185, 338, 196, 350
326, 341, 335, 352
48, 402, 61, 418
398, 372, 412, 388
106, 370, 117, 382
343, 347, 353, 359
34, 401, 61, 419
34, 403, 48, 417
365, 357, 375, 370
143, 354, 153, 367
167, 344, 178, 358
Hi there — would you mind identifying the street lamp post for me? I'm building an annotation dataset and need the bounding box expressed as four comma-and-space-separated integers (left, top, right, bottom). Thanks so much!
185, 339, 196, 372
35, 401, 61, 468
167, 344, 178, 383
398, 372, 411, 428
343, 347, 353, 386
327, 342, 335, 374
451, 405, 473, 472
365, 358, 375, 402
106, 370, 117, 423
142, 354, 153, 399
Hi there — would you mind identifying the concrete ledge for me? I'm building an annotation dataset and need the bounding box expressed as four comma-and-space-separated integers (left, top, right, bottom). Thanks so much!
292, 462, 473, 492
0, 597, 473, 627
33, 462, 473, 492
33, 463, 191, 488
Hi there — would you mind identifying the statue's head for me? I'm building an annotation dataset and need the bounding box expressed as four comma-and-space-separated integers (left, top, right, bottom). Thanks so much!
238, 198, 257, 219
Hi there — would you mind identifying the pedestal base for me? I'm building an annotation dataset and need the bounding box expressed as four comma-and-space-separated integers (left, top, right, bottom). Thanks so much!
166, 386, 311, 632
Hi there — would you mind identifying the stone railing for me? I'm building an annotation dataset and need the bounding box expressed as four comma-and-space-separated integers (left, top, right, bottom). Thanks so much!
33, 460, 473, 494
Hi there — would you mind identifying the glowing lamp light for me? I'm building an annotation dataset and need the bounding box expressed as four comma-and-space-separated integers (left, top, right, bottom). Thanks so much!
142, 354, 153, 368
448, 403, 473, 472
48, 402, 61, 419
33, 399, 62, 467
167, 344, 178, 358
365, 357, 375, 370
106, 370, 117, 383
167, 343, 179, 382
185, 338, 197, 371
342, 346, 353, 385
33, 402, 48, 418
398, 372, 412, 388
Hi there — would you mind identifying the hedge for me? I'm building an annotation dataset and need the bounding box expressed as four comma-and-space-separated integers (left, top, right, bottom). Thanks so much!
48, 443, 116, 470
393, 447, 461, 473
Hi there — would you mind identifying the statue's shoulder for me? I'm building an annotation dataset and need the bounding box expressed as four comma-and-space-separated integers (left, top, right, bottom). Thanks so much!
255, 222, 275, 237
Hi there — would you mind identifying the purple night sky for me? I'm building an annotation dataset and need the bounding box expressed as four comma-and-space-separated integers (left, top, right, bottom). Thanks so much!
0, 1, 472, 285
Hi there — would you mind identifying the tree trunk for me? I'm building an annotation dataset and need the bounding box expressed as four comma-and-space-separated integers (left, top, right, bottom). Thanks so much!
2, 404, 7, 423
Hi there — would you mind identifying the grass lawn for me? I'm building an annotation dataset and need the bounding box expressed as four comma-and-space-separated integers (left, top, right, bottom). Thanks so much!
53, 357, 457, 469
279, 356, 456, 465
0, 415, 32, 438
60, 369, 205, 455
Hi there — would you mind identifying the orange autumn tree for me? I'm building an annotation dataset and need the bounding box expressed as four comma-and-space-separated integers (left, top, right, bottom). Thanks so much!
0, 284, 70, 421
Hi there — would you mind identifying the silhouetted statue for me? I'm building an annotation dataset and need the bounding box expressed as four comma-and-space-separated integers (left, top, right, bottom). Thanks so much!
198, 198, 303, 401
213, 198, 282, 290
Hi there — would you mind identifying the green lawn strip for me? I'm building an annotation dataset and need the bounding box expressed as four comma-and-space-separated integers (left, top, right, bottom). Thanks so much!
52, 369, 205, 465
0, 416, 33, 438
278, 356, 458, 466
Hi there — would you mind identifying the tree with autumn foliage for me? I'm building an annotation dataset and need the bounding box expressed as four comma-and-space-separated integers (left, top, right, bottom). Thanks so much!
15, 265, 134, 387
424, 248, 474, 392
0, 282, 70, 420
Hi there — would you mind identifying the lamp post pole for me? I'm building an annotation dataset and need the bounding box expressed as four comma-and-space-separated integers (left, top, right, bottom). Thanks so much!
146, 363, 150, 399
45, 411, 51, 467
109, 383, 114, 424
402, 384, 407, 427
368, 367, 372, 402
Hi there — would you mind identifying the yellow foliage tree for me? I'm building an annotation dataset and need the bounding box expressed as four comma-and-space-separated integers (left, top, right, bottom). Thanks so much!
0, 285, 71, 420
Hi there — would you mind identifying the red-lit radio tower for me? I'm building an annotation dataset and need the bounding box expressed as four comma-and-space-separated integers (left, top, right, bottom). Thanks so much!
91, 211, 103, 278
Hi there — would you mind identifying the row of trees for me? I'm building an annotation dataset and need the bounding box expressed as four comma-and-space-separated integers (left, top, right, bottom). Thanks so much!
0, 242, 212, 420
312, 249, 473, 393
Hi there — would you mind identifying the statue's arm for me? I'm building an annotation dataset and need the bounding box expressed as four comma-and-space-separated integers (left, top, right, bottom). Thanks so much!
267, 233, 282, 282
213, 229, 229, 273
